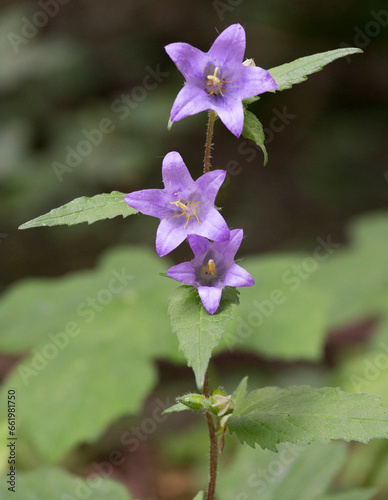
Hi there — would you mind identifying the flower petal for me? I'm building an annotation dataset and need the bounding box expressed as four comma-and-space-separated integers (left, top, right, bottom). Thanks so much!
187, 234, 211, 258
155, 219, 187, 257
224, 263, 255, 287
170, 84, 210, 122
207, 24, 246, 67
190, 207, 230, 242
165, 42, 207, 84
166, 261, 196, 286
162, 151, 194, 194
238, 65, 278, 99
198, 286, 223, 315
124, 189, 169, 218
216, 228, 244, 261
196, 169, 227, 204
213, 97, 245, 137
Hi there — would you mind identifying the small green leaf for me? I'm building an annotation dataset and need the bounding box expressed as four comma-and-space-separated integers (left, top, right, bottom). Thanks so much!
242, 110, 268, 165
242, 96, 260, 107
232, 376, 248, 408
193, 492, 204, 500
167, 116, 174, 130
228, 386, 388, 451
268, 48, 363, 92
162, 402, 190, 414
168, 285, 239, 389
19, 191, 136, 229
0, 466, 133, 500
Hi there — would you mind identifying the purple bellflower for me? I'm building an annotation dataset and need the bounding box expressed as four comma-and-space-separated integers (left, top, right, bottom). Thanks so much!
166, 229, 254, 314
124, 152, 230, 257
165, 23, 278, 137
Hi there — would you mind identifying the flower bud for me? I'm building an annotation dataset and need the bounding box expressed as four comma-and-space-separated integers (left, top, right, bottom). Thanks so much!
210, 394, 235, 416
177, 393, 207, 410
243, 58, 256, 67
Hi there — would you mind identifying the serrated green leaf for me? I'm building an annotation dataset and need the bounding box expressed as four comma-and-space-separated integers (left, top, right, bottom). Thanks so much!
168, 285, 239, 389
218, 255, 331, 361
228, 386, 388, 451
0, 466, 133, 500
242, 110, 268, 165
0, 324, 157, 463
268, 48, 362, 92
309, 213, 388, 327
217, 441, 347, 500
232, 376, 248, 408
0, 246, 181, 462
19, 191, 136, 229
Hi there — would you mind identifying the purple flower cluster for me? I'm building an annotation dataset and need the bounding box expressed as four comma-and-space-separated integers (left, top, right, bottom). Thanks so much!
124, 152, 254, 314
124, 24, 275, 313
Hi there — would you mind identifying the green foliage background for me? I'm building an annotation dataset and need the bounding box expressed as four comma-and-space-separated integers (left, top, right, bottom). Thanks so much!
0, 1, 387, 499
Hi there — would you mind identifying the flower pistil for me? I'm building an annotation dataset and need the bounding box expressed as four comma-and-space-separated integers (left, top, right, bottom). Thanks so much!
206, 67, 231, 97
200, 258, 218, 282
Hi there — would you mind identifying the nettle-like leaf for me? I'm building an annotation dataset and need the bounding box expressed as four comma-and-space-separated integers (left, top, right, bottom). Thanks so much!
217, 441, 347, 500
217, 439, 376, 500
268, 48, 362, 92
168, 285, 239, 389
0, 246, 181, 463
242, 110, 268, 165
218, 255, 331, 361
0, 466, 133, 500
309, 213, 388, 327
228, 386, 388, 451
19, 191, 136, 229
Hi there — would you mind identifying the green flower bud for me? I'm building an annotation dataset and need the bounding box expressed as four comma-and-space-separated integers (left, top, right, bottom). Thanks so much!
177, 393, 207, 410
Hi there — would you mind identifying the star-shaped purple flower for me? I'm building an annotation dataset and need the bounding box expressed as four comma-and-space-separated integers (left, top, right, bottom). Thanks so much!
165, 23, 278, 138
166, 229, 254, 314
124, 151, 230, 257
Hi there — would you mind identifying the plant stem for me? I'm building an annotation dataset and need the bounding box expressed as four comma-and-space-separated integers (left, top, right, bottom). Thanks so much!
204, 370, 218, 500
204, 110, 216, 174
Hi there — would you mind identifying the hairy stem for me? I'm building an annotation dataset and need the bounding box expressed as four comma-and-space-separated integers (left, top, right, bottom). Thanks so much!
204, 370, 218, 500
204, 110, 217, 173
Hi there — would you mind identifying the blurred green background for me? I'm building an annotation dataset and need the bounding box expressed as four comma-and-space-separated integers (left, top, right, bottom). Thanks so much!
0, 1, 387, 499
